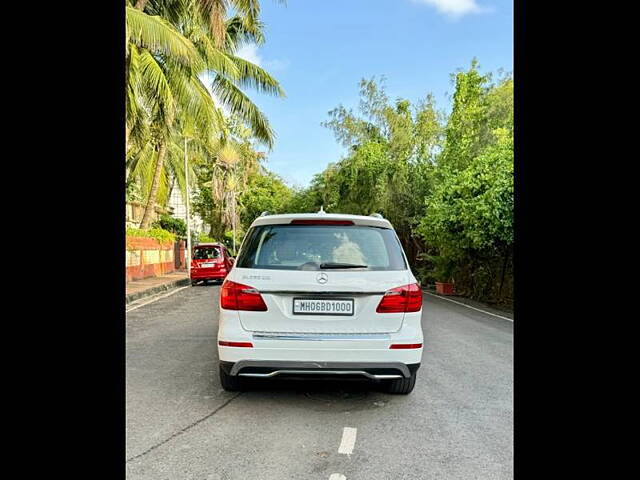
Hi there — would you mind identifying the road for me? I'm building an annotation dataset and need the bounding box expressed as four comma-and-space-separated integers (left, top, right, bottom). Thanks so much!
126, 284, 513, 480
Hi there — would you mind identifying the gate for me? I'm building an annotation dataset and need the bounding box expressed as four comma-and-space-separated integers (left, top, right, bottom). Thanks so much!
174, 239, 184, 269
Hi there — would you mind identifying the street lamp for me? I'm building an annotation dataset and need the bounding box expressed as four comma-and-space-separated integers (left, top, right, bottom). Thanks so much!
184, 137, 192, 277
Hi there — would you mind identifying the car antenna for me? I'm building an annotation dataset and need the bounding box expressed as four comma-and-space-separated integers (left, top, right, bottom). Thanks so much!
318, 205, 326, 214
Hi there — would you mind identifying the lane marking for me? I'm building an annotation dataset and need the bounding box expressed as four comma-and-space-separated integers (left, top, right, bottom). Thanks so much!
126, 285, 190, 313
424, 291, 513, 322
329, 474, 346, 480
338, 427, 357, 455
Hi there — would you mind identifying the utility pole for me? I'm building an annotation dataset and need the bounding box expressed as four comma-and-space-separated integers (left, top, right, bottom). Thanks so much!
232, 190, 236, 253
184, 137, 192, 276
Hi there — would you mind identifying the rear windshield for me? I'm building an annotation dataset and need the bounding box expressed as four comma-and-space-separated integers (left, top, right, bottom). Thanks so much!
236, 225, 407, 271
193, 247, 221, 260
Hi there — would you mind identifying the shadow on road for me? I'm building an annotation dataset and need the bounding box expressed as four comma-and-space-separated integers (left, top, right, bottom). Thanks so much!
224, 377, 399, 414
234, 376, 391, 395
191, 280, 224, 287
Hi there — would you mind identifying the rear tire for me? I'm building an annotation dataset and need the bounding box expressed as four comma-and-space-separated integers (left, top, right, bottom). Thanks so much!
384, 372, 417, 394
219, 365, 243, 391
191, 280, 198, 286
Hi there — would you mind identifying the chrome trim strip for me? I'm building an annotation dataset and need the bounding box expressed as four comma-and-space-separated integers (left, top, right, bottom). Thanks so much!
238, 370, 403, 380
258, 290, 386, 296
252, 333, 391, 341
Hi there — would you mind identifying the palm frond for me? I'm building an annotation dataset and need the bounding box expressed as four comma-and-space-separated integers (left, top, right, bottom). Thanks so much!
166, 67, 225, 137
197, 0, 229, 47
225, 14, 265, 48
138, 49, 177, 125
126, 6, 202, 68
211, 75, 275, 147
229, 55, 285, 97
188, 25, 241, 80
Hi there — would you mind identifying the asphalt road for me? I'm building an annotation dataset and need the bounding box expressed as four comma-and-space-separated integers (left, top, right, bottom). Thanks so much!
126, 284, 513, 480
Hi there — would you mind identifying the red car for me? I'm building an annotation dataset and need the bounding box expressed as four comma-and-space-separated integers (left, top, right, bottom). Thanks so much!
190, 243, 235, 286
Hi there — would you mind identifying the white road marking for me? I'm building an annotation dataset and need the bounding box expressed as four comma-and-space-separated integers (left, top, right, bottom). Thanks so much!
338, 427, 357, 455
126, 285, 190, 312
424, 291, 513, 322
329, 474, 346, 480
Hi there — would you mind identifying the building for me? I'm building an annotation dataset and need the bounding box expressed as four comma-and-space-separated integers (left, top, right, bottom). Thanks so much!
126, 201, 172, 229
167, 181, 206, 236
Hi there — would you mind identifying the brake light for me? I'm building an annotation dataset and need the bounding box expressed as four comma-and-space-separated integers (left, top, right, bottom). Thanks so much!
376, 283, 422, 313
290, 219, 354, 225
220, 280, 268, 311
389, 343, 423, 349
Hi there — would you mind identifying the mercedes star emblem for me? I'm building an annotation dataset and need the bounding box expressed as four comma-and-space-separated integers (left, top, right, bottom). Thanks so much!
316, 272, 328, 284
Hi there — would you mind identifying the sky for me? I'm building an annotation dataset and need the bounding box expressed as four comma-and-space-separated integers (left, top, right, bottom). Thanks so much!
233, 0, 513, 188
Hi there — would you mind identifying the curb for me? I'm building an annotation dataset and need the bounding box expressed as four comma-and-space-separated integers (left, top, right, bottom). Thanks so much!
422, 288, 514, 319
126, 277, 191, 305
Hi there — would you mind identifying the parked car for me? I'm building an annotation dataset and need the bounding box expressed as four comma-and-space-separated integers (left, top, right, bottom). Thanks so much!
190, 242, 234, 286
217, 211, 423, 394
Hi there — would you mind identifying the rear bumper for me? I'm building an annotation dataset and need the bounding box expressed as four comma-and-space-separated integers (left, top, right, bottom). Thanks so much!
220, 360, 420, 379
217, 308, 424, 372
191, 269, 227, 280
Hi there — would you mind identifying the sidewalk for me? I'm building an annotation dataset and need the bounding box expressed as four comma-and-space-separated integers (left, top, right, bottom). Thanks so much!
126, 271, 190, 305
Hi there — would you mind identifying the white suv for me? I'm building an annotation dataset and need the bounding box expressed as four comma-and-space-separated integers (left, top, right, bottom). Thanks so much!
217, 211, 424, 394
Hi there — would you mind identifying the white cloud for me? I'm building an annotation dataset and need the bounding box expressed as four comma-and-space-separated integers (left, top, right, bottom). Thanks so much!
235, 43, 263, 66
235, 43, 290, 72
413, 0, 485, 18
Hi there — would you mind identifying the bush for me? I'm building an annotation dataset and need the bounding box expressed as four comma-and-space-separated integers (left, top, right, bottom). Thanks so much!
126, 227, 176, 244
152, 214, 187, 237
198, 233, 215, 243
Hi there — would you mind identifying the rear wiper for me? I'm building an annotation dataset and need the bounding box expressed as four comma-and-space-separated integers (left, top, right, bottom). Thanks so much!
319, 262, 368, 269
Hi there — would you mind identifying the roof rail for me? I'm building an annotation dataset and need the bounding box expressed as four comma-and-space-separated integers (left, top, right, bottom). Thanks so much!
260, 211, 270, 217
370, 213, 384, 219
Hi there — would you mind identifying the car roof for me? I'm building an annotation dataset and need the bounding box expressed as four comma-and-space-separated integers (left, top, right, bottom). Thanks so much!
194, 242, 223, 247
250, 212, 393, 229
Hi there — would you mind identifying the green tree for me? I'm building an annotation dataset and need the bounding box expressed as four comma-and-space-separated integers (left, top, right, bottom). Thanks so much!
239, 171, 293, 230
416, 61, 513, 301
289, 64, 513, 305
314, 77, 443, 262
418, 128, 513, 300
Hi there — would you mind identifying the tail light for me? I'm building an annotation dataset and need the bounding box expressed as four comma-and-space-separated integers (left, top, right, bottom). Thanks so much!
376, 283, 422, 313
220, 280, 268, 311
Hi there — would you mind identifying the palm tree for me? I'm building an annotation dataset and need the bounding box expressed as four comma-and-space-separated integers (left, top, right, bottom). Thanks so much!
127, 2, 229, 228
126, 5, 203, 154
126, 0, 285, 229
141, 1, 285, 145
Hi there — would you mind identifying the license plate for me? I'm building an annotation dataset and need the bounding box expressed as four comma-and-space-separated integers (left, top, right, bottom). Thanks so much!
292, 298, 354, 316
201, 262, 215, 268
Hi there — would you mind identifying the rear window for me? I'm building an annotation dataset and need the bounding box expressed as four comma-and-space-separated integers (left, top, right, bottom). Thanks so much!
236, 225, 407, 271
193, 246, 221, 260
